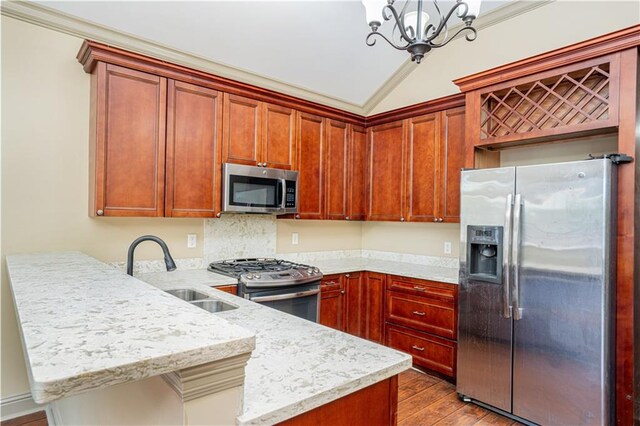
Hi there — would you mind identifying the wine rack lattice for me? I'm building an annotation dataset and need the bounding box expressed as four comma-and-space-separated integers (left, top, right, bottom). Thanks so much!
480, 63, 611, 140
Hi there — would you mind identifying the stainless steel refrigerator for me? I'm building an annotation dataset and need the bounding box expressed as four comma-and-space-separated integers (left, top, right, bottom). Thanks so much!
457, 158, 616, 425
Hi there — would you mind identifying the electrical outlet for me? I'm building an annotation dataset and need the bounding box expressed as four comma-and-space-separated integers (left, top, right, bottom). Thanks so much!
292, 232, 299, 245
444, 241, 452, 255
187, 234, 197, 248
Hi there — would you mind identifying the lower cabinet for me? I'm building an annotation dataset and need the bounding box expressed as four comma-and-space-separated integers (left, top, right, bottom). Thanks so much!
214, 285, 238, 295
386, 324, 456, 377
319, 275, 346, 331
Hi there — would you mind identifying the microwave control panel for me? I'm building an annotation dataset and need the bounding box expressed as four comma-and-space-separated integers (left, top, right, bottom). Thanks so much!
285, 180, 297, 208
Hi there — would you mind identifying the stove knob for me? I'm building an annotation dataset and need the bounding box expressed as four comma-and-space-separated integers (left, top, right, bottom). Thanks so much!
313, 268, 320, 274
254, 274, 261, 279
307, 268, 314, 274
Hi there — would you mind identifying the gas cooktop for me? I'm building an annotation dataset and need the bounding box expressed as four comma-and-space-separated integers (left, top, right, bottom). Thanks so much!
208, 258, 322, 287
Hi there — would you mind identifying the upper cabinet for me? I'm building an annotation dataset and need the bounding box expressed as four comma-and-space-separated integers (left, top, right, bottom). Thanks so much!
222, 94, 262, 166
325, 120, 349, 220
296, 112, 325, 219
347, 125, 367, 221
165, 81, 222, 217
367, 121, 407, 222
262, 103, 296, 170
367, 107, 465, 223
90, 63, 167, 217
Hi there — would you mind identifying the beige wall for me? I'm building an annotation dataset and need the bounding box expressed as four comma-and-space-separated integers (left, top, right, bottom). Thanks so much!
369, 1, 640, 114
361, 222, 460, 258
276, 220, 362, 253
0, 17, 207, 398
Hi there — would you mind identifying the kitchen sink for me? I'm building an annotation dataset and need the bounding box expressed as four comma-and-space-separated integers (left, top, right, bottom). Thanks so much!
190, 300, 237, 313
165, 289, 209, 302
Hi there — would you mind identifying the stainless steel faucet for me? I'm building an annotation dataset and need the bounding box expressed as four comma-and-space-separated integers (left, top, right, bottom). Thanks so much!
126, 235, 177, 276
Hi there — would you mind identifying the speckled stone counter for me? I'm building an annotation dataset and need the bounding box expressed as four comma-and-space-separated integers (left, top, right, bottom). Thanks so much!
5, 252, 255, 404
141, 277, 412, 426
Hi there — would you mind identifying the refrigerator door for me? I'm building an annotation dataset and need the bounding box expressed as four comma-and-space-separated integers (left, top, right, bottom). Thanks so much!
458, 167, 515, 412
512, 159, 614, 425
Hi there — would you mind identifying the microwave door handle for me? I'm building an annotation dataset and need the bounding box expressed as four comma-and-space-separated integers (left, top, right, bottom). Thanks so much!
280, 179, 286, 209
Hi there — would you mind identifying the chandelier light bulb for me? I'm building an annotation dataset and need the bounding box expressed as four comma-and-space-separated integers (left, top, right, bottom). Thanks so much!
460, 0, 482, 20
362, 0, 386, 30
403, 11, 430, 39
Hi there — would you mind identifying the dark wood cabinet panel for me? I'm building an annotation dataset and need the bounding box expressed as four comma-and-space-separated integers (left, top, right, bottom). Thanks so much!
215, 285, 238, 295
387, 275, 457, 304
296, 112, 325, 219
347, 125, 367, 221
325, 120, 348, 220
364, 272, 386, 344
344, 272, 364, 337
320, 275, 345, 331
386, 324, 456, 378
367, 121, 406, 221
262, 103, 296, 170
222, 93, 261, 166
439, 107, 465, 222
165, 80, 222, 217
406, 113, 440, 222
91, 63, 166, 217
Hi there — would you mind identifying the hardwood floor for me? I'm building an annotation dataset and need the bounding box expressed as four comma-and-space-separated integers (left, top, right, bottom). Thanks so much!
398, 369, 519, 426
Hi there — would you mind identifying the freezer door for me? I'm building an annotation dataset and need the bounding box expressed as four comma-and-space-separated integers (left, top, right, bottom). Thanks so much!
512, 159, 614, 425
458, 166, 515, 412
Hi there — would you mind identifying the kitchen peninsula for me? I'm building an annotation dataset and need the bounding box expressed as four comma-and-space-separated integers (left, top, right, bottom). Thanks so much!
6, 252, 411, 425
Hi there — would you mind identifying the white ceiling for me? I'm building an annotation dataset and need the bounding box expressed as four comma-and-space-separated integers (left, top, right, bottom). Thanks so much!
38, 0, 507, 106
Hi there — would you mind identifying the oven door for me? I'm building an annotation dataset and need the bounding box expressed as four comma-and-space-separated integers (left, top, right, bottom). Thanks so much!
246, 282, 319, 322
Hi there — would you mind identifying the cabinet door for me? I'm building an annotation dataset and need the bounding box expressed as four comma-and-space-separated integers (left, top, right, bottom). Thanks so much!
344, 272, 364, 337
364, 272, 386, 344
320, 275, 345, 331
406, 113, 439, 222
262, 103, 296, 169
222, 93, 261, 166
367, 121, 406, 221
165, 81, 222, 217
439, 107, 465, 222
325, 120, 348, 220
91, 63, 166, 217
295, 112, 325, 219
347, 125, 367, 221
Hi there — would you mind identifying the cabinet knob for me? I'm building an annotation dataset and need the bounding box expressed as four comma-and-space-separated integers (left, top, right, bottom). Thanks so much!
257, 162, 263, 167
96, 210, 104, 216
216, 212, 221, 218
295, 214, 300, 219
345, 274, 350, 278
433, 218, 438, 222
345, 216, 350, 220
400, 217, 405, 222
341, 290, 345, 295
439, 218, 444, 222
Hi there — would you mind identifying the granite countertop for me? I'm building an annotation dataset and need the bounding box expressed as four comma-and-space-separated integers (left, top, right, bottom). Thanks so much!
142, 277, 412, 426
5, 252, 256, 404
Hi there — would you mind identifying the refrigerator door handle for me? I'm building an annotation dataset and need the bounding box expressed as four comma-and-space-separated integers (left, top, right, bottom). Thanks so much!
502, 194, 513, 318
512, 193, 523, 320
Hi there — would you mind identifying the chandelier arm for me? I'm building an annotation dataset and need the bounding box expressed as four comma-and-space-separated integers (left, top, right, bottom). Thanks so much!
428, 25, 477, 48
366, 31, 410, 50
425, 1, 469, 43
383, 4, 415, 43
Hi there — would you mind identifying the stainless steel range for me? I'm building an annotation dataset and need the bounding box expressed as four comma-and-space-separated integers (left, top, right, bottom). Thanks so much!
208, 258, 323, 322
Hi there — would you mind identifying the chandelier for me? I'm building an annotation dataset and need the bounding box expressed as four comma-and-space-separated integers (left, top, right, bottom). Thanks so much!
362, 0, 481, 63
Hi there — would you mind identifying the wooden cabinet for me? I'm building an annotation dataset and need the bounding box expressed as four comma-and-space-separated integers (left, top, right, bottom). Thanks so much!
344, 272, 364, 337
262, 103, 296, 170
222, 93, 261, 166
367, 121, 406, 221
165, 80, 222, 217
90, 63, 167, 217
439, 107, 465, 222
215, 285, 238, 295
347, 125, 367, 221
385, 275, 458, 378
364, 272, 386, 344
319, 275, 346, 331
325, 120, 349, 220
295, 112, 325, 219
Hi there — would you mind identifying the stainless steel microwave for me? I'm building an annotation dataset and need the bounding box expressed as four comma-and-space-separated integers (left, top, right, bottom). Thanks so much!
222, 163, 298, 214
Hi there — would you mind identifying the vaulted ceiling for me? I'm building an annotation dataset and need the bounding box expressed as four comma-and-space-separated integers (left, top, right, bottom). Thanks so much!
37, 0, 508, 107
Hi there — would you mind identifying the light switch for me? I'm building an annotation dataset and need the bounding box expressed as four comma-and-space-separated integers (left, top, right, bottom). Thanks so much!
444, 241, 452, 255
292, 232, 299, 245
187, 234, 197, 248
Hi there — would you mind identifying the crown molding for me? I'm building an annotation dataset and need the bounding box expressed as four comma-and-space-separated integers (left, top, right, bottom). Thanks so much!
0, 0, 364, 114
361, 0, 556, 115
365, 93, 465, 127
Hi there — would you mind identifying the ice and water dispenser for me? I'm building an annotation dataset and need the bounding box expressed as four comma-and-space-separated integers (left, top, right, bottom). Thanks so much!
466, 226, 503, 284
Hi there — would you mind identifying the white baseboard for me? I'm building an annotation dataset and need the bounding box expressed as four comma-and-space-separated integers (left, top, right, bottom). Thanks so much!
0, 392, 47, 421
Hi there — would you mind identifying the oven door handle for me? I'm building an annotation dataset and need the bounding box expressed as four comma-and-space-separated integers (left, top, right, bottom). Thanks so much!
251, 288, 319, 303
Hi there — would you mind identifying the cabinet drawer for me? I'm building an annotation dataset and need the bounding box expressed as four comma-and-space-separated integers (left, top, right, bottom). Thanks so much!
321, 275, 344, 293
386, 324, 456, 377
386, 291, 457, 339
387, 275, 457, 302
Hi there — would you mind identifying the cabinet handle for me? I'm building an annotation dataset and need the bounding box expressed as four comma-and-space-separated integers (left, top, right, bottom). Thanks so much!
295, 214, 300, 219
324, 281, 337, 286
433, 218, 438, 222
96, 210, 104, 216
341, 290, 345, 295
412, 311, 426, 316
413, 286, 426, 291
345, 274, 350, 278
439, 218, 444, 222
412, 345, 425, 351
400, 217, 405, 222
346, 216, 350, 220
